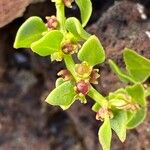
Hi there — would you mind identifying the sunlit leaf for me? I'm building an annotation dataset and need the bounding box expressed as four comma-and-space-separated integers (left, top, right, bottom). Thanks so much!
126, 84, 146, 107
98, 116, 112, 150
65, 17, 90, 40
111, 110, 127, 142
14, 17, 47, 48
31, 30, 63, 56
45, 81, 76, 108
78, 35, 105, 66
124, 48, 150, 82
127, 108, 146, 129
75, 0, 92, 27
55, 78, 65, 87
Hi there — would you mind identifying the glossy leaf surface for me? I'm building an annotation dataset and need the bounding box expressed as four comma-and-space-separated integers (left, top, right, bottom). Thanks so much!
45, 81, 76, 108
98, 117, 112, 150
124, 48, 150, 82
78, 35, 105, 66
14, 17, 47, 48
75, 0, 92, 27
31, 30, 63, 56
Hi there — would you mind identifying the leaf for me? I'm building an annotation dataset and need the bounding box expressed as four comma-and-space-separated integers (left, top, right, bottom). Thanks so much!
55, 78, 65, 87
31, 30, 63, 56
45, 81, 76, 108
98, 116, 112, 150
110, 110, 127, 142
108, 88, 126, 100
108, 59, 136, 83
75, 0, 92, 27
126, 84, 146, 107
127, 108, 146, 129
78, 35, 105, 66
14, 17, 47, 48
124, 48, 150, 82
126, 84, 147, 129
92, 102, 101, 112
65, 17, 91, 40
60, 99, 76, 110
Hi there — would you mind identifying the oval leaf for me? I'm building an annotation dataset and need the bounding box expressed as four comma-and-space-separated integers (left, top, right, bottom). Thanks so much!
45, 81, 76, 108
31, 30, 63, 56
75, 0, 92, 27
127, 108, 146, 129
124, 48, 150, 82
108, 59, 136, 83
65, 17, 91, 40
110, 110, 127, 142
55, 78, 65, 87
78, 35, 105, 66
14, 17, 47, 48
126, 84, 146, 107
98, 117, 112, 150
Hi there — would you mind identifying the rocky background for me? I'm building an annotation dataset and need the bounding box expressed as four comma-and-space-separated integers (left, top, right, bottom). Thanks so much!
0, 0, 150, 149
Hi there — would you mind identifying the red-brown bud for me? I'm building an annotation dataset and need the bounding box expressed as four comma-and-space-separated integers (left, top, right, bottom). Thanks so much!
57, 69, 72, 81
46, 16, 58, 29
75, 80, 90, 96
61, 41, 79, 54
89, 69, 100, 84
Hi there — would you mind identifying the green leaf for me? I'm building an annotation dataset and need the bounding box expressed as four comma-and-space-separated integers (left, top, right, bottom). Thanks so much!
75, 0, 92, 27
78, 35, 105, 66
98, 117, 112, 150
126, 84, 147, 129
31, 30, 63, 56
110, 110, 127, 142
126, 84, 146, 107
124, 48, 150, 82
92, 102, 101, 112
45, 81, 76, 108
14, 17, 47, 48
108, 59, 136, 83
108, 88, 126, 100
60, 100, 75, 110
127, 108, 146, 129
55, 78, 65, 87
65, 17, 91, 40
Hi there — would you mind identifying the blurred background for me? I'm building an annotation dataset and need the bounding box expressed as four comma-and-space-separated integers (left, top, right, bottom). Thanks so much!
0, 0, 150, 149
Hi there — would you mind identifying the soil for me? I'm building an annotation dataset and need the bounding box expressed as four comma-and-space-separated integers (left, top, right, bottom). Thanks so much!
0, 0, 150, 150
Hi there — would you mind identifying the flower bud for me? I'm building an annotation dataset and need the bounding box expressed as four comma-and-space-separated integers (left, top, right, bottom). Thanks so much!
75, 80, 90, 96
46, 15, 58, 29
61, 41, 79, 55
57, 69, 72, 81
63, 0, 74, 8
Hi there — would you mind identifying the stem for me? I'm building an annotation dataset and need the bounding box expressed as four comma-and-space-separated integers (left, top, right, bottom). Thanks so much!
64, 55, 77, 80
88, 86, 108, 107
55, 1, 66, 31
